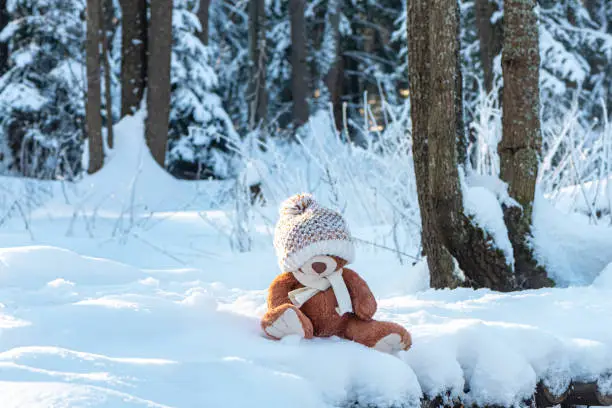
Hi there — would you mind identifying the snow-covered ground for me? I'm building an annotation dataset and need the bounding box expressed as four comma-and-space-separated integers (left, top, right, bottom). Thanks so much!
0, 114, 611, 407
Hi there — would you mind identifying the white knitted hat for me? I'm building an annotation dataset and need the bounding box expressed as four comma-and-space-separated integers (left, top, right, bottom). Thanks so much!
273, 193, 355, 272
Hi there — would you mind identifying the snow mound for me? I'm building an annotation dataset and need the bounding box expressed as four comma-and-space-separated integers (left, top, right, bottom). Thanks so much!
593, 263, 612, 289
533, 194, 612, 286
0, 245, 611, 407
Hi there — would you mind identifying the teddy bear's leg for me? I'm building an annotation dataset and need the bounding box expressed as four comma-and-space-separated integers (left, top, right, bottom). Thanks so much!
261, 304, 314, 340
343, 316, 411, 353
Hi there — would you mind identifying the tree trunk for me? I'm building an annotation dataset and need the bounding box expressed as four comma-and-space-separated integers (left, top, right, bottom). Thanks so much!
197, 0, 210, 46
409, 0, 517, 292
408, 0, 457, 288
86, 0, 104, 174
324, 0, 343, 131
119, 0, 147, 117
0, 0, 8, 75
145, 0, 172, 167
248, 0, 268, 130
500, 0, 553, 289
475, 0, 502, 94
289, 0, 310, 128
101, 0, 114, 149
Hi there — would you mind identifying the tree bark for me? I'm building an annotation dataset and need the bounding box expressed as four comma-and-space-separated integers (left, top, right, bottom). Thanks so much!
101, 0, 114, 149
86, 0, 104, 174
197, 0, 210, 45
119, 0, 147, 117
475, 0, 502, 94
145, 0, 172, 167
409, 0, 517, 292
324, 0, 343, 131
408, 0, 458, 288
248, 0, 268, 130
289, 0, 310, 128
500, 0, 553, 289
0, 0, 8, 75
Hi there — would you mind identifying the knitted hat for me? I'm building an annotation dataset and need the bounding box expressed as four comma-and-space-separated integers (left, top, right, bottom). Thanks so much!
273, 193, 355, 272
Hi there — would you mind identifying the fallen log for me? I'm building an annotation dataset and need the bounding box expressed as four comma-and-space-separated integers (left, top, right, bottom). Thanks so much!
419, 380, 612, 408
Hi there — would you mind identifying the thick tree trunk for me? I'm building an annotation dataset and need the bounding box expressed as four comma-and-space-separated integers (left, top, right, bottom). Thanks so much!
248, 0, 268, 130
145, 0, 172, 167
475, 0, 502, 94
289, 0, 310, 128
86, 0, 104, 174
408, 0, 458, 288
102, 0, 114, 149
500, 0, 553, 289
119, 0, 147, 117
409, 0, 516, 292
197, 0, 210, 45
0, 0, 8, 75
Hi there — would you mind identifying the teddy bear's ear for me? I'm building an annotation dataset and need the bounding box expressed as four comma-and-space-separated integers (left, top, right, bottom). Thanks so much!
280, 193, 317, 216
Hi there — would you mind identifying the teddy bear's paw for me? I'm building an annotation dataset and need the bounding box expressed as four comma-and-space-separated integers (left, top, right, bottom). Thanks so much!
374, 333, 410, 354
263, 308, 306, 340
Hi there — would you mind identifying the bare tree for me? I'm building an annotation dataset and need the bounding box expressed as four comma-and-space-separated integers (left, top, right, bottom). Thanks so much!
289, 0, 310, 127
119, 0, 147, 117
248, 0, 268, 130
145, 0, 172, 167
197, 0, 210, 46
86, 0, 104, 174
499, 0, 553, 289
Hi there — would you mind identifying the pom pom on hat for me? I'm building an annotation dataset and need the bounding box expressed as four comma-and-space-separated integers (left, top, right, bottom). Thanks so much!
279, 193, 318, 216
273, 193, 355, 272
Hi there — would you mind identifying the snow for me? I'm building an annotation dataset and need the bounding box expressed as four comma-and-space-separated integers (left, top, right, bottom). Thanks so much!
464, 184, 515, 268
533, 193, 612, 286
0, 114, 611, 407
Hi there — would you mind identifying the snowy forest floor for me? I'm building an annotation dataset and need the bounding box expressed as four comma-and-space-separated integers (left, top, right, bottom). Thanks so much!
0, 114, 612, 407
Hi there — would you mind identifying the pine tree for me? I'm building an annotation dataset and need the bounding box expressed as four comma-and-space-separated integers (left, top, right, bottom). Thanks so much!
167, 0, 239, 180
0, 0, 85, 179
209, 0, 249, 135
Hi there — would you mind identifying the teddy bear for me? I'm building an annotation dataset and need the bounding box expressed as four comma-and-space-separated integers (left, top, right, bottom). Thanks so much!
261, 193, 412, 354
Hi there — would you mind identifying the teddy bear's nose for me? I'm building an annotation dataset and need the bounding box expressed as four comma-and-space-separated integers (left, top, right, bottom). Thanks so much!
311, 262, 327, 274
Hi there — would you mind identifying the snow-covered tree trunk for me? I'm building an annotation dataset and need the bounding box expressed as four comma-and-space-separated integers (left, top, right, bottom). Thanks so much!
145, 0, 172, 167
120, 0, 147, 116
197, 0, 210, 45
289, 0, 309, 128
499, 0, 553, 289
86, 0, 104, 174
248, 0, 268, 130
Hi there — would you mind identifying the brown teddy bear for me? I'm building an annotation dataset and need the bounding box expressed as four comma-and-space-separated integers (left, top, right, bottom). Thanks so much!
261, 193, 412, 354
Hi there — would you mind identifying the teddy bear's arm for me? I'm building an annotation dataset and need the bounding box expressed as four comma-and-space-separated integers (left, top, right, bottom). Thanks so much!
267, 272, 299, 309
343, 268, 377, 320
262, 273, 314, 339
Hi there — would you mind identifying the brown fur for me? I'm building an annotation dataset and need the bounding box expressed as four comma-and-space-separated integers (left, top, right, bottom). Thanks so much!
261, 257, 412, 351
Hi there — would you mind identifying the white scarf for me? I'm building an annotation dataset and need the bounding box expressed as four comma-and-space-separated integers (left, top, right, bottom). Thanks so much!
288, 256, 354, 316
